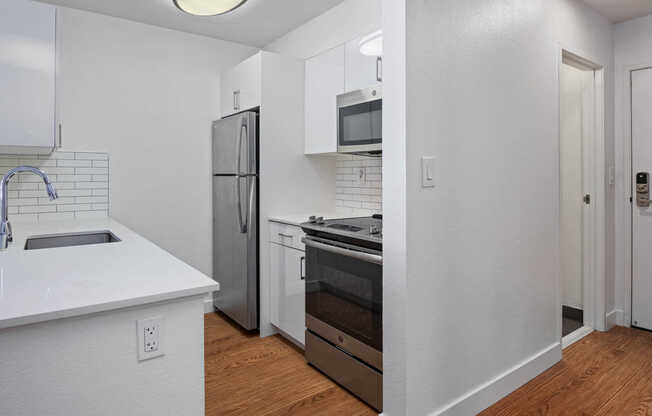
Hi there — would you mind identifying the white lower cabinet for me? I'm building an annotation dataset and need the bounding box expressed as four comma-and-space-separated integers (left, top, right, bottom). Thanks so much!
269, 241, 306, 346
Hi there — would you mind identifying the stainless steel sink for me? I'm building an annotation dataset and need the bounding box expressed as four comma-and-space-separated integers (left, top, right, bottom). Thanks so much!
24, 231, 121, 250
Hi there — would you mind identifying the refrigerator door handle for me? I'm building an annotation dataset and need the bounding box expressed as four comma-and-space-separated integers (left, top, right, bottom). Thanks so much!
235, 118, 248, 234
235, 176, 247, 234
236, 120, 246, 175
245, 176, 256, 235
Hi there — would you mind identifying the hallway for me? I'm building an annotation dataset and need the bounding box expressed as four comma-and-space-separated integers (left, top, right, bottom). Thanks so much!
480, 326, 652, 415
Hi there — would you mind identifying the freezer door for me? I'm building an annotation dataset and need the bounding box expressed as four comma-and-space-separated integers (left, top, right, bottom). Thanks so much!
212, 175, 258, 330
212, 112, 257, 175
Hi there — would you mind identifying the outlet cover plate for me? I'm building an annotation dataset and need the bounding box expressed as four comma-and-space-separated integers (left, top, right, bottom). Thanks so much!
137, 316, 164, 361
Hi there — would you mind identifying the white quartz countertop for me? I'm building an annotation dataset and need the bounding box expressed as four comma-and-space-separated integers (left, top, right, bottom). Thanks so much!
0, 218, 218, 330
268, 213, 346, 227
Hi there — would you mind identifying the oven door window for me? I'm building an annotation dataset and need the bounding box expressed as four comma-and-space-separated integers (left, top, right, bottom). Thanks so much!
338, 99, 382, 147
305, 244, 382, 351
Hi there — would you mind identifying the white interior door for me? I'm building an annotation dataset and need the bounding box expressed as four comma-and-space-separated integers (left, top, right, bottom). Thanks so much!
632, 67, 652, 330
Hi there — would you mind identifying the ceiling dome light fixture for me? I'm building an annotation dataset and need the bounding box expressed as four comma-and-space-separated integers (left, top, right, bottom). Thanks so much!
173, 0, 247, 16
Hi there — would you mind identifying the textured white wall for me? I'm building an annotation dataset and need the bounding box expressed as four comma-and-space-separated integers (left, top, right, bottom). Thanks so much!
56, 7, 257, 276
614, 14, 652, 326
380, 0, 614, 414
0, 296, 206, 416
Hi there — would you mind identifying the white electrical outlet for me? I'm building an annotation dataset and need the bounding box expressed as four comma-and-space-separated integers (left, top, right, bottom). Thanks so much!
137, 316, 164, 361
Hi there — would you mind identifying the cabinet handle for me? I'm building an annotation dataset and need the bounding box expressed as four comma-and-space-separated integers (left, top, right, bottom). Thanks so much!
300, 256, 305, 280
58, 123, 62, 148
376, 57, 383, 82
278, 232, 293, 239
233, 90, 240, 111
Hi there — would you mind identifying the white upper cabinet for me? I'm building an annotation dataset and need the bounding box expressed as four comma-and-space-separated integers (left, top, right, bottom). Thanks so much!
345, 32, 382, 92
304, 45, 345, 155
0, 0, 57, 154
221, 52, 261, 118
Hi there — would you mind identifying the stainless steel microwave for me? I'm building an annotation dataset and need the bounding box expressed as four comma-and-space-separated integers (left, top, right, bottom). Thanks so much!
337, 85, 382, 155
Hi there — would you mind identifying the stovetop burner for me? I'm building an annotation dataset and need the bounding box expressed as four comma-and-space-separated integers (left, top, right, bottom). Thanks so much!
301, 215, 383, 250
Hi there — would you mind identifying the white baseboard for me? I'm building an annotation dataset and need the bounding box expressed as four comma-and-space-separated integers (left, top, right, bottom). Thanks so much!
203, 297, 215, 314
562, 326, 593, 349
430, 342, 561, 416
606, 309, 625, 328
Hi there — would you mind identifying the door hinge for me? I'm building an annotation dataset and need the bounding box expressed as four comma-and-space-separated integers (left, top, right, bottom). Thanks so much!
630, 196, 633, 203
583, 194, 591, 204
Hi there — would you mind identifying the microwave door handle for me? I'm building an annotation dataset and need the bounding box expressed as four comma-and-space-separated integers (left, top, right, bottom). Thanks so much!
301, 237, 383, 265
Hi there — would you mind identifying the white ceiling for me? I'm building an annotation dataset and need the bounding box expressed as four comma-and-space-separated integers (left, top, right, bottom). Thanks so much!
582, 0, 652, 23
36, 0, 346, 47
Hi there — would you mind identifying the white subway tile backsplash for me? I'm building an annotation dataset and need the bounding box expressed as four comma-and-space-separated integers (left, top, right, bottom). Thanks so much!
75, 167, 108, 175
335, 155, 382, 216
76, 181, 109, 189
42, 152, 75, 160
75, 152, 108, 160
0, 151, 110, 222
57, 159, 92, 168
20, 205, 57, 214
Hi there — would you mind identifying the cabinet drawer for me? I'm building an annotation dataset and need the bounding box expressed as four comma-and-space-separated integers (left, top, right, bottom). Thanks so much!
269, 221, 305, 251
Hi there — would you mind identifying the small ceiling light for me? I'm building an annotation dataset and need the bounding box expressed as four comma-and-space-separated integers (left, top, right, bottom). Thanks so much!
173, 0, 247, 16
359, 30, 383, 56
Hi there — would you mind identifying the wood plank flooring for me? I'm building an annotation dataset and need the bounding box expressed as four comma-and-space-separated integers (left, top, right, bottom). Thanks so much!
480, 326, 652, 415
206, 314, 652, 416
204, 312, 377, 416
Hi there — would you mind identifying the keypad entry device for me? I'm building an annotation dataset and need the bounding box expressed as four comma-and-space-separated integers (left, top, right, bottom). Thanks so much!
636, 172, 650, 207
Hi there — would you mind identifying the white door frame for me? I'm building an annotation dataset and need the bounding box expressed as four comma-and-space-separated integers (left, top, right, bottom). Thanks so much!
622, 63, 652, 328
557, 48, 607, 347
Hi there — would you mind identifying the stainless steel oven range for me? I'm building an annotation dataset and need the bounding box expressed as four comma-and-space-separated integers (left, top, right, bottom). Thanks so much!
300, 215, 382, 412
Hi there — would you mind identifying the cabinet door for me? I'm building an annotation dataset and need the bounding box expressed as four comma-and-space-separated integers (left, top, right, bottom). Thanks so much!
0, 0, 56, 152
345, 33, 382, 92
304, 45, 344, 154
269, 242, 306, 345
221, 53, 261, 118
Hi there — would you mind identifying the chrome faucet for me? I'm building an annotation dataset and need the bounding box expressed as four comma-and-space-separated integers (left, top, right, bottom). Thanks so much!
1, 166, 58, 250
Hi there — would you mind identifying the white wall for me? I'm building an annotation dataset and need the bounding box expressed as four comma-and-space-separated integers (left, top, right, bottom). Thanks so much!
0, 296, 206, 416
614, 14, 652, 326
381, 0, 614, 414
560, 63, 589, 310
264, 0, 381, 60
57, 7, 257, 276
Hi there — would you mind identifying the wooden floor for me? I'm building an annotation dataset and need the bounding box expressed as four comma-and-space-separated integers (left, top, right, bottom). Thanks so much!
481, 326, 652, 415
205, 314, 652, 416
204, 312, 377, 416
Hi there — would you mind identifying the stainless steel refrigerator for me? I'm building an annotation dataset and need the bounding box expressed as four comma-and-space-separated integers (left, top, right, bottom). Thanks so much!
212, 111, 258, 330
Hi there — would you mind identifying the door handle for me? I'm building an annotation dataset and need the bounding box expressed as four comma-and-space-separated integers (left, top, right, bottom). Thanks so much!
246, 175, 255, 234
302, 237, 383, 265
235, 120, 247, 233
300, 256, 305, 280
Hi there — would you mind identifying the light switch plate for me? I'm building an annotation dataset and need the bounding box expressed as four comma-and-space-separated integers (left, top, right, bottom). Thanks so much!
137, 316, 164, 361
421, 156, 436, 188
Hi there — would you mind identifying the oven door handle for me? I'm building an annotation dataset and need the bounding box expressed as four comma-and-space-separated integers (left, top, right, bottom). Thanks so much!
302, 237, 383, 265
